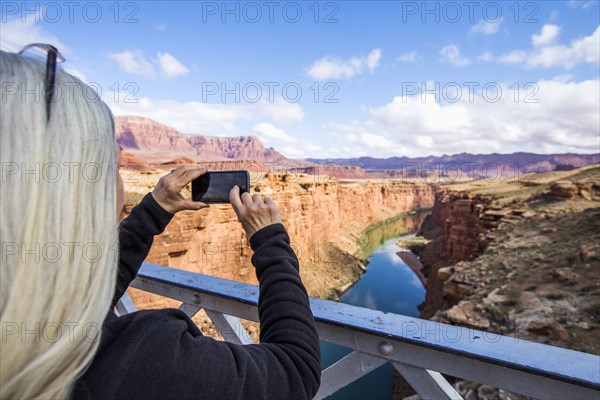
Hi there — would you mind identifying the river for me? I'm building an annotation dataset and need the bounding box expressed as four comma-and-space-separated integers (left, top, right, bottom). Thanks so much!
320, 211, 429, 400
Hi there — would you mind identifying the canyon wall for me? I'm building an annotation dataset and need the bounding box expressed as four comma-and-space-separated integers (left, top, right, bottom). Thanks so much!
125, 173, 435, 307
419, 190, 496, 317
404, 167, 600, 400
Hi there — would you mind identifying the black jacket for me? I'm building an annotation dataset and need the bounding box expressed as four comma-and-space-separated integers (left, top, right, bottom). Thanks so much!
73, 193, 321, 400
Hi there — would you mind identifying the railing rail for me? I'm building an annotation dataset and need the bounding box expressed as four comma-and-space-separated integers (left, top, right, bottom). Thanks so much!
117, 262, 600, 400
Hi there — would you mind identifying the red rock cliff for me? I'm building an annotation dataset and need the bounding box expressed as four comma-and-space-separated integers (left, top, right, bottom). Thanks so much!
116, 116, 286, 162
124, 174, 435, 307
419, 189, 494, 317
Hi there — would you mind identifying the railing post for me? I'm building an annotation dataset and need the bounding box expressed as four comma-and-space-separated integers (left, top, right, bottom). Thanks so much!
114, 291, 138, 316
393, 362, 463, 400
314, 351, 387, 399
204, 309, 254, 345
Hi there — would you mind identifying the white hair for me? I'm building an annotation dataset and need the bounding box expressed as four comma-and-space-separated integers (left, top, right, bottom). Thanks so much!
1, 50, 118, 398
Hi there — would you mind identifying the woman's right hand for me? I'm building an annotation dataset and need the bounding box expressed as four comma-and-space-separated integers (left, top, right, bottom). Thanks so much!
229, 186, 282, 240
152, 166, 210, 214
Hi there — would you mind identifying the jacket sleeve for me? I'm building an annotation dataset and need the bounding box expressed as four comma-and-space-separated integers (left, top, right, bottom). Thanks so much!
117, 223, 321, 400
112, 193, 173, 307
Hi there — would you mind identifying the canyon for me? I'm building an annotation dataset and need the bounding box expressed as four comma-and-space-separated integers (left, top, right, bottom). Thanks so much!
115, 115, 599, 399
392, 166, 600, 400
396, 166, 600, 399
123, 170, 435, 310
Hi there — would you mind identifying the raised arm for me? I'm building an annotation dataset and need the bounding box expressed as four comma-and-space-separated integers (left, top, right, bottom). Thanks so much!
112, 193, 174, 306
112, 166, 209, 307
112, 189, 321, 399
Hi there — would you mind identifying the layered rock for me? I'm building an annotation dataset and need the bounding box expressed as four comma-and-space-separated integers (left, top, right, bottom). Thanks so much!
116, 116, 286, 162
417, 166, 600, 342
124, 173, 435, 308
419, 190, 494, 317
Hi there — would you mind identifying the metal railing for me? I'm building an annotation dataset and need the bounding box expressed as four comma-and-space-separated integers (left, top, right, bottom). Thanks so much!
116, 262, 600, 400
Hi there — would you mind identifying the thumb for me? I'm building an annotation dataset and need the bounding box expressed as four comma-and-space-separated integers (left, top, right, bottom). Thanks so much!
181, 200, 210, 211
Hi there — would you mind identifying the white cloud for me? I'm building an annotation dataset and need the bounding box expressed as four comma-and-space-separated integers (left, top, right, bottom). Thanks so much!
252, 122, 298, 143
499, 50, 528, 64
527, 25, 599, 68
480, 25, 599, 69
307, 48, 381, 80
251, 122, 321, 158
325, 79, 600, 157
157, 52, 189, 78
358, 133, 395, 149
439, 45, 470, 67
110, 50, 190, 79
0, 15, 97, 84
397, 51, 420, 63
255, 98, 304, 124
0, 14, 68, 53
470, 18, 503, 35
478, 52, 494, 62
366, 49, 381, 70
104, 92, 305, 136
110, 50, 156, 79
568, 0, 597, 9
280, 142, 322, 159
532, 24, 560, 46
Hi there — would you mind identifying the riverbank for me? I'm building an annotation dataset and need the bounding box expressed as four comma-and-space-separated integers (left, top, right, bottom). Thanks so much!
327, 210, 430, 300
323, 232, 428, 400
396, 251, 427, 287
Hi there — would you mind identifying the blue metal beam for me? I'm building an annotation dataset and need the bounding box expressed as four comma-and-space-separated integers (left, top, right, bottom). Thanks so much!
136, 262, 600, 391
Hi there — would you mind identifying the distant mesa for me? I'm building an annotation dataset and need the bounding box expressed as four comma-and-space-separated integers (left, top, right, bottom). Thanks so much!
115, 116, 287, 164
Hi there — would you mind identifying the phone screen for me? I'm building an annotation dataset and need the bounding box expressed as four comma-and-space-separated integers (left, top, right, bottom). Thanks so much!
191, 170, 250, 204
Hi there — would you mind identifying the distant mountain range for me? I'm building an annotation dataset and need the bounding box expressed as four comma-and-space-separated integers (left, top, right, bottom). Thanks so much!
308, 153, 600, 174
115, 116, 599, 175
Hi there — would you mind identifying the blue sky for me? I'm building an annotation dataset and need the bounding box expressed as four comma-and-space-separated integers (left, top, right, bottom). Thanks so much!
1, 1, 599, 158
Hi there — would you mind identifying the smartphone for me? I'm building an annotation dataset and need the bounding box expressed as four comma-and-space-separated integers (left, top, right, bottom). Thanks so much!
191, 170, 250, 204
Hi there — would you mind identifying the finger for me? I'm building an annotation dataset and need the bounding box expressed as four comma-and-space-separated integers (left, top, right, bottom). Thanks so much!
265, 197, 275, 205
252, 193, 263, 203
171, 165, 199, 178
180, 200, 210, 211
229, 186, 244, 213
241, 191, 253, 206
177, 167, 207, 186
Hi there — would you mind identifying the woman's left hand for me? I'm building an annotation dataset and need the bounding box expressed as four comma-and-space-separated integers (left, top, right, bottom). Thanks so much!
151, 166, 210, 214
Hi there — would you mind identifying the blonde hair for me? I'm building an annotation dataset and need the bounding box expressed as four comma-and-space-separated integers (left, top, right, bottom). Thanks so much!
1, 50, 118, 398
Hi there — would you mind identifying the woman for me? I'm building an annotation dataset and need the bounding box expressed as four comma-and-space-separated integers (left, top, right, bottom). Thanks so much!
0, 47, 320, 399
